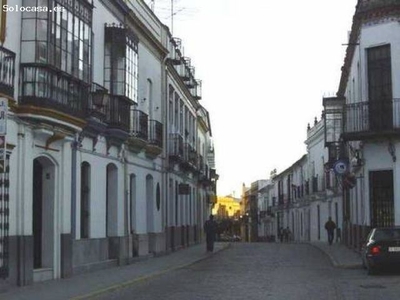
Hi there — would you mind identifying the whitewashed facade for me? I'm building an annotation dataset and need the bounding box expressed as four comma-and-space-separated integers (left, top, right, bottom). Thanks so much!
0, 0, 216, 287
335, 0, 400, 248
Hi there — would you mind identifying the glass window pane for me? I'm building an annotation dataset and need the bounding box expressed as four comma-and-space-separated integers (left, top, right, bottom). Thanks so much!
67, 52, 72, 73
22, 19, 36, 40
36, 42, 47, 63
21, 42, 35, 63
23, 83, 34, 96
37, 20, 47, 41
68, 12, 73, 32
67, 32, 73, 52
56, 25, 61, 47
61, 28, 67, 50
61, 50, 67, 71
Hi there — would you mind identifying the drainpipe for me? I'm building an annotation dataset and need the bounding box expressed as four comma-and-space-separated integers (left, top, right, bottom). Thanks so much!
71, 134, 79, 240
161, 48, 169, 252
123, 147, 129, 263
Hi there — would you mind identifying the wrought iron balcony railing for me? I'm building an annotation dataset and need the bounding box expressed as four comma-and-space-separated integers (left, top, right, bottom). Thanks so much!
0, 46, 15, 98
182, 143, 198, 168
148, 120, 163, 148
105, 95, 131, 131
20, 64, 89, 118
169, 133, 184, 160
130, 109, 148, 140
198, 154, 204, 173
343, 99, 400, 140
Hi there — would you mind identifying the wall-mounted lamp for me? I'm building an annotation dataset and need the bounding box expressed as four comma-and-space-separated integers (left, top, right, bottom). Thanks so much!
92, 90, 109, 108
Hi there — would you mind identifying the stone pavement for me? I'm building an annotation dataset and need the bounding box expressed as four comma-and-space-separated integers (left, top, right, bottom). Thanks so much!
0, 243, 230, 300
310, 241, 363, 269
0, 241, 362, 300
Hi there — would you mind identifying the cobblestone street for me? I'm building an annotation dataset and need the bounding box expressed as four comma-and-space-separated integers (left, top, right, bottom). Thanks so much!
93, 243, 400, 300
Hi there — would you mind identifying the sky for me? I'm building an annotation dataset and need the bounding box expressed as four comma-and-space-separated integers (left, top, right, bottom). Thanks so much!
145, 0, 358, 197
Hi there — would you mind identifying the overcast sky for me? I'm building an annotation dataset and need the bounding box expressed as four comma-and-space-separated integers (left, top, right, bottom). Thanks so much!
146, 0, 358, 197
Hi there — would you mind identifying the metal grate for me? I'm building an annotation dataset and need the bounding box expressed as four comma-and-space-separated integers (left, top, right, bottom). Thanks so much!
370, 170, 394, 227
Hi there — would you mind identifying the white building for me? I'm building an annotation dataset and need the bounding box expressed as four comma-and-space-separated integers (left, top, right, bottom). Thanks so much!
0, 0, 216, 287
331, 0, 400, 248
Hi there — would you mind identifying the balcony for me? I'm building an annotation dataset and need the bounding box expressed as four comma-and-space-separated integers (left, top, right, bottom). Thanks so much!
198, 154, 204, 174
199, 167, 211, 186
131, 109, 148, 139
105, 95, 131, 131
81, 83, 109, 146
145, 120, 163, 158
342, 99, 400, 141
181, 143, 198, 171
104, 94, 131, 149
169, 37, 182, 65
0, 46, 15, 98
18, 64, 89, 128
126, 109, 148, 152
168, 133, 184, 162
191, 80, 202, 100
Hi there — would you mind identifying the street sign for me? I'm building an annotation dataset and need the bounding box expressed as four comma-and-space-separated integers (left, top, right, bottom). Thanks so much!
333, 159, 348, 176
0, 99, 7, 135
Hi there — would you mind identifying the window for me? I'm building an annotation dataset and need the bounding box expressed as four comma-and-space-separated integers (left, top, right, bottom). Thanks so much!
169, 85, 174, 127
174, 93, 179, 131
21, 0, 92, 83
104, 24, 138, 103
367, 44, 392, 131
367, 44, 392, 101
179, 100, 184, 134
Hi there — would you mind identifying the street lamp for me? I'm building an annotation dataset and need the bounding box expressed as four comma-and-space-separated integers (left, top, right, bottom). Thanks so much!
90, 87, 109, 120
92, 89, 109, 109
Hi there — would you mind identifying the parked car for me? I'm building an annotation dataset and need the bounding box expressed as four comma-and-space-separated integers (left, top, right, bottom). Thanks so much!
217, 234, 241, 242
361, 227, 400, 275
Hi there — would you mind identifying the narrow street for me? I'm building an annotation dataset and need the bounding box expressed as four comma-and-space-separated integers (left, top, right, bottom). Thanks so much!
94, 243, 400, 300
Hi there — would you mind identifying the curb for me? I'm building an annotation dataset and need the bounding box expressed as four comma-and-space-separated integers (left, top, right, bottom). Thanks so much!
71, 243, 231, 300
308, 243, 362, 270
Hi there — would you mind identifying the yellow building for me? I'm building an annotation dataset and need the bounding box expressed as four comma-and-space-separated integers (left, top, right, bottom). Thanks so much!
212, 195, 241, 219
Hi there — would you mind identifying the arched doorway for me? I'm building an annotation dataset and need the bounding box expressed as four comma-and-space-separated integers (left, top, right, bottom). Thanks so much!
32, 156, 56, 276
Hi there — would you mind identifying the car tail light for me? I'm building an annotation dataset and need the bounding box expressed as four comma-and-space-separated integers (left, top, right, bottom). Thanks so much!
370, 246, 381, 255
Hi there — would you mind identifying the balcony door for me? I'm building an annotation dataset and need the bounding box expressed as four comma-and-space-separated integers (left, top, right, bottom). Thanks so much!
367, 44, 392, 131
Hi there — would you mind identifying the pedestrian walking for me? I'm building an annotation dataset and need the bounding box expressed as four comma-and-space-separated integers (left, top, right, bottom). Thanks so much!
204, 214, 217, 252
324, 217, 336, 245
284, 226, 291, 242
278, 227, 284, 243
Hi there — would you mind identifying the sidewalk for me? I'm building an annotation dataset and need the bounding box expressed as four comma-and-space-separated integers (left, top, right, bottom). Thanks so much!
0, 242, 230, 300
310, 241, 362, 269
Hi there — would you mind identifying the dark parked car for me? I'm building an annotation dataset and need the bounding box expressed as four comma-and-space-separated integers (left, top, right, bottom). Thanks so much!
361, 227, 400, 275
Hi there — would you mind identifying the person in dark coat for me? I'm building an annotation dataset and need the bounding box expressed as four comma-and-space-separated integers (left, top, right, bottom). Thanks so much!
324, 217, 337, 245
204, 214, 217, 252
